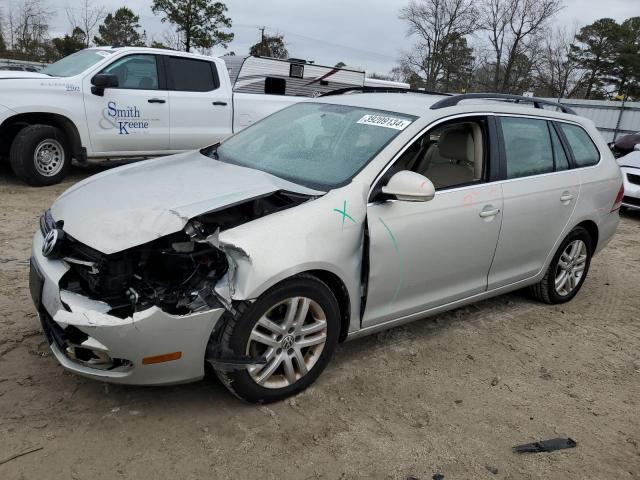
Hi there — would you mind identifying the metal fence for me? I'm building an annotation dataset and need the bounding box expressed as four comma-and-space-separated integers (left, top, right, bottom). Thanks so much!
542, 97, 640, 143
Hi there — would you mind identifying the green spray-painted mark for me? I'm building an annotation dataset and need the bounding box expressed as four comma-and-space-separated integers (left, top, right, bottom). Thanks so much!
333, 200, 356, 229
378, 216, 404, 305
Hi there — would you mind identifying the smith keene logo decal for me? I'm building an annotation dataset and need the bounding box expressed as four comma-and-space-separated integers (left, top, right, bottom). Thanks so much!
104, 102, 150, 134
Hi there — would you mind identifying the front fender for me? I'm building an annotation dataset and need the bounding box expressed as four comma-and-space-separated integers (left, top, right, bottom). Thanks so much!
215, 181, 370, 334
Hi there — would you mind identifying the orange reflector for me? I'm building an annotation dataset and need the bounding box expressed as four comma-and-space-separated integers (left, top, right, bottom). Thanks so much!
142, 351, 182, 365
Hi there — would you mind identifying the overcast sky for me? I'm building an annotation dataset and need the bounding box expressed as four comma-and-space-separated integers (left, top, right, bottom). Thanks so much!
7, 0, 640, 73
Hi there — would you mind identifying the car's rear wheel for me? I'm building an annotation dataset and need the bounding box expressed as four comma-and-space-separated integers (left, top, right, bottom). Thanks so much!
214, 275, 340, 403
10, 125, 70, 186
530, 226, 592, 304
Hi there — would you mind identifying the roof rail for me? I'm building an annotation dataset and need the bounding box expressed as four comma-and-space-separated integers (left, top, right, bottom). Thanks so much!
320, 86, 451, 97
429, 93, 576, 115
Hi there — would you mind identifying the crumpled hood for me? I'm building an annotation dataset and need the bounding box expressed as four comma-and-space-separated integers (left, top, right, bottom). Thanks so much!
51, 150, 320, 254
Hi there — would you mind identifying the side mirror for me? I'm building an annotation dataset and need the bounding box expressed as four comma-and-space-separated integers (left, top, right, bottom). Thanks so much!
91, 73, 118, 96
381, 170, 435, 202
634, 143, 640, 151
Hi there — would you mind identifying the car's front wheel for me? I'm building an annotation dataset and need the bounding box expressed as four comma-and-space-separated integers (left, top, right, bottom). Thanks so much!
214, 274, 340, 403
530, 226, 593, 304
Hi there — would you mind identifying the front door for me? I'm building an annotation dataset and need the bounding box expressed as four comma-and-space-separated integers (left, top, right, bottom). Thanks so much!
362, 116, 503, 327
83, 54, 170, 154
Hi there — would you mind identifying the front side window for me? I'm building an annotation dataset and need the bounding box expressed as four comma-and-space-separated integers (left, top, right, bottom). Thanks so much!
101, 54, 159, 90
214, 103, 416, 190
168, 57, 218, 92
41, 49, 114, 77
501, 117, 554, 179
559, 123, 600, 167
391, 118, 486, 190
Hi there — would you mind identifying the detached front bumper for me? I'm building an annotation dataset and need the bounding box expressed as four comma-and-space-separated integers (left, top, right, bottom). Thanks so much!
30, 231, 225, 385
620, 167, 640, 210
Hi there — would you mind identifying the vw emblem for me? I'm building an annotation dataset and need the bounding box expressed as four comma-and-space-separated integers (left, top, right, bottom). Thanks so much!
281, 335, 295, 350
42, 229, 59, 258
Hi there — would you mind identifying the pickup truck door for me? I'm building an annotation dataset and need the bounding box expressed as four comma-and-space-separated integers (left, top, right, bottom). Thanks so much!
83, 53, 170, 154
164, 56, 233, 150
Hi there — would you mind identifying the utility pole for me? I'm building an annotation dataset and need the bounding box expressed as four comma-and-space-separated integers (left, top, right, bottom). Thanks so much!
258, 26, 267, 56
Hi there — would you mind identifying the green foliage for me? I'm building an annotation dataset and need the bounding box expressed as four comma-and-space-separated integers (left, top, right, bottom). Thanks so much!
149, 40, 169, 49
570, 18, 621, 98
570, 17, 640, 99
52, 27, 86, 58
151, 0, 233, 52
94, 7, 146, 47
249, 34, 288, 59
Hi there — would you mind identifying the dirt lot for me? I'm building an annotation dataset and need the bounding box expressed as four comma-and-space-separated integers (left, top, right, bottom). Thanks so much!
0, 163, 639, 480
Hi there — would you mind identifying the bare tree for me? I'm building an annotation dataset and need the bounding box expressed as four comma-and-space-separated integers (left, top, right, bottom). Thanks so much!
161, 29, 183, 50
479, 0, 562, 93
399, 0, 478, 90
535, 27, 585, 98
66, 0, 106, 48
11, 0, 52, 59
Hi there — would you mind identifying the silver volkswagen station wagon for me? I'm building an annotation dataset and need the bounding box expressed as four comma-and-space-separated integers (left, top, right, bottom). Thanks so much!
30, 91, 623, 402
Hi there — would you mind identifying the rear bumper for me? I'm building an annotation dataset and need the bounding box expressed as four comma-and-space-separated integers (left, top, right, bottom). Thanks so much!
31, 231, 225, 386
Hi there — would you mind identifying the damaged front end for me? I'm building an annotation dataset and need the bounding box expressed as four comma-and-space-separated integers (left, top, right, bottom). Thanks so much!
56, 190, 310, 317
34, 191, 311, 383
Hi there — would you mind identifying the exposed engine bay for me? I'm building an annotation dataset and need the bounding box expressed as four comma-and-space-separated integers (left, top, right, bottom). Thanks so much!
53, 191, 312, 318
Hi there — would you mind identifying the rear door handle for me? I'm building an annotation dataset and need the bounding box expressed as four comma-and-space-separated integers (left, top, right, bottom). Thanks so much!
479, 207, 501, 218
148, 98, 166, 104
212, 101, 228, 106
560, 192, 574, 202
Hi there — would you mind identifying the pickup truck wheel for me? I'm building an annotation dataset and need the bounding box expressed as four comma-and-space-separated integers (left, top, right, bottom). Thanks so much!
10, 125, 70, 186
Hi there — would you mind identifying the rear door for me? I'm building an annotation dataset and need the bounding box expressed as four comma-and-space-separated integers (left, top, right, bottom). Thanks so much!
487, 116, 580, 289
83, 53, 170, 153
165, 56, 232, 150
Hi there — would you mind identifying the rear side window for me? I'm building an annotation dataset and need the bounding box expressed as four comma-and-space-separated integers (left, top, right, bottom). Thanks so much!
549, 124, 570, 171
168, 57, 219, 92
501, 117, 554, 179
558, 123, 600, 167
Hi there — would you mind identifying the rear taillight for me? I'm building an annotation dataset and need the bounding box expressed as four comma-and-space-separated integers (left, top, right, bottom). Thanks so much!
611, 184, 624, 212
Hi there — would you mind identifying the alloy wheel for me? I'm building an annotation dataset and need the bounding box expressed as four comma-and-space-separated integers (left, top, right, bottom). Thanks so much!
246, 297, 328, 389
555, 239, 587, 296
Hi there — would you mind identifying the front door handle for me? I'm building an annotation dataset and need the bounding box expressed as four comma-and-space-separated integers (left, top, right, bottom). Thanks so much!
148, 98, 166, 104
560, 192, 574, 202
479, 207, 501, 218
212, 101, 228, 106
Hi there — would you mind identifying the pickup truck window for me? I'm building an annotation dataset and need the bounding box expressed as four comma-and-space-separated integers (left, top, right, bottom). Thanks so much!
101, 54, 159, 90
168, 57, 219, 92
215, 102, 416, 190
41, 49, 114, 77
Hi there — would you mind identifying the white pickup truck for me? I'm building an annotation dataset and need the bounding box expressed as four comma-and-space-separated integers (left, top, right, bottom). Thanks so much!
0, 47, 359, 186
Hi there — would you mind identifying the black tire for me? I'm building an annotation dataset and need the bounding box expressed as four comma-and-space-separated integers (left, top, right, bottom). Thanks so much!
10, 125, 70, 186
529, 226, 593, 304
214, 274, 341, 403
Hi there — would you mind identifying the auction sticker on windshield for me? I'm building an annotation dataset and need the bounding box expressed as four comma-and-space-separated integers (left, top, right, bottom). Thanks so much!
357, 115, 412, 130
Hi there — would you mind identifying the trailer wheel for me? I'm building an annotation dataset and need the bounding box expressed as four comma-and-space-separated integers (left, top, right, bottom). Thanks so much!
10, 125, 70, 186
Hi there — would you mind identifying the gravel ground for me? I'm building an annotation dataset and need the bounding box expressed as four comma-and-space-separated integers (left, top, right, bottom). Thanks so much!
1, 163, 639, 480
